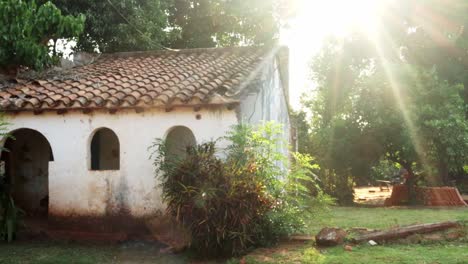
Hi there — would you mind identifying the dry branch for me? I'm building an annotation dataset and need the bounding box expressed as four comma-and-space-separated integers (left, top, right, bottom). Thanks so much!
352, 221, 460, 243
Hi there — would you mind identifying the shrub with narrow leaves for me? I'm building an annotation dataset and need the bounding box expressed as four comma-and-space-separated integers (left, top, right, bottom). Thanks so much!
151, 141, 273, 256
150, 122, 333, 257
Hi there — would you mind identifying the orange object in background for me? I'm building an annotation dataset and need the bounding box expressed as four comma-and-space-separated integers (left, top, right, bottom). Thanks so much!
384, 185, 408, 206
385, 185, 467, 206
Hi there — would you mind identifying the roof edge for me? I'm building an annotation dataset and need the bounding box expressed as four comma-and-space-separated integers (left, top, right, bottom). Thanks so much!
1, 101, 240, 114
97, 45, 271, 59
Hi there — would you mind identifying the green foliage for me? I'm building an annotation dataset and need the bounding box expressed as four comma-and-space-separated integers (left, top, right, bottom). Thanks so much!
51, 0, 280, 52
262, 152, 333, 240
292, 112, 355, 204
151, 122, 332, 257
300, 0, 468, 203
290, 111, 314, 154
152, 141, 272, 256
167, 0, 279, 49
49, 0, 171, 52
371, 159, 400, 182
0, 117, 18, 243
224, 122, 333, 242
302, 248, 325, 264
0, 182, 20, 243
0, 0, 85, 70
317, 169, 355, 206
225, 122, 287, 194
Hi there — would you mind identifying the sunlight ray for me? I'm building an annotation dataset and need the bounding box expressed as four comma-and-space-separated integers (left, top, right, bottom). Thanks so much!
369, 28, 431, 174
232, 45, 282, 100
325, 39, 345, 163
410, 7, 465, 61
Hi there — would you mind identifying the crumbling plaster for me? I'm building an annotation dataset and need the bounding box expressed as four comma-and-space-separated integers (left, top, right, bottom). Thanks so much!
2, 107, 237, 218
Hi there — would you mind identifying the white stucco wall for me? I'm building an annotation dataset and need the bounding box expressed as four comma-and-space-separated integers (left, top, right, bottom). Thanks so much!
2, 107, 237, 218
239, 58, 291, 154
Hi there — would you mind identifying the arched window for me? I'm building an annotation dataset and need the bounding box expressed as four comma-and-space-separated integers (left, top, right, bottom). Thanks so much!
90, 128, 120, 170
165, 126, 196, 159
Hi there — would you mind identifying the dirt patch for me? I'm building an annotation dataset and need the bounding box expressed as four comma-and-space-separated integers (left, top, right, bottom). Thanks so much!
354, 187, 392, 206
48, 212, 150, 233
18, 214, 156, 243
246, 239, 311, 263
145, 214, 191, 252
113, 240, 183, 264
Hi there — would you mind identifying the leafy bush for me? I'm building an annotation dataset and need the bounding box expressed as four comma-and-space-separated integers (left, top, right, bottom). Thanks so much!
302, 248, 325, 263
0, 177, 21, 242
151, 141, 273, 256
317, 169, 355, 206
0, 119, 19, 242
371, 159, 400, 183
257, 152, 333, 243
151, 122, 332, 257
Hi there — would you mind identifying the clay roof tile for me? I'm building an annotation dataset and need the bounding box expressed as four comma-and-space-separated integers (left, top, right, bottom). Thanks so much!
0, 46, 279, 111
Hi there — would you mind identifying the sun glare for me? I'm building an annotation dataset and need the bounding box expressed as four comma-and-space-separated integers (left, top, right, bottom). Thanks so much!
304, 0, 382, 36
283, 0, 387, 109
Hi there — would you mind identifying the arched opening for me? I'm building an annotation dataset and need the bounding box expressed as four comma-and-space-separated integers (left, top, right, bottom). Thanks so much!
90, 128, 120, 170
165, 126, 196, 159
0, 128, 53, 217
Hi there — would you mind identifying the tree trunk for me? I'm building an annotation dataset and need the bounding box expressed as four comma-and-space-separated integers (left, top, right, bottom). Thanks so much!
437, 160, 450, 186
462, 21, 468, 120
52, 38, 57, 57
403, 165, 417, 205
463, 77, 468, 119
352, 221, 460, 243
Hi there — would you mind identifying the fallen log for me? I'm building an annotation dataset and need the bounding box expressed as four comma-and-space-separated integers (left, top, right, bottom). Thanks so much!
352, 221, 460, 243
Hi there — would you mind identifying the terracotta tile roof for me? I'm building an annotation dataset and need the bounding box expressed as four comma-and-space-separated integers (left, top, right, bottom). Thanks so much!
0, 46, 274, 111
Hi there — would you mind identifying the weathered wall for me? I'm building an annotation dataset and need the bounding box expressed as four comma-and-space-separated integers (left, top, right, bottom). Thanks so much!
239, 58, 291, 157
2, 107, 237, 219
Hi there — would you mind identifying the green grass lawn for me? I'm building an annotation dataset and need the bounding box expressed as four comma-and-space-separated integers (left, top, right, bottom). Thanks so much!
244, 242, 468, 264
0, 241, 188, 264
246, 206, 468, 264
311, 206, 468, 233
0, 207, 467, 263
0, 242, 113, 264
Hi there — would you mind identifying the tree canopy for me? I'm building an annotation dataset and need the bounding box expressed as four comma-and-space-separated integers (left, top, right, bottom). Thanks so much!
167, 0, 279, 48
50, 0, 281, 52
0, 0, 85, 71
1, 0, 282, 70
47, 0, 172, 52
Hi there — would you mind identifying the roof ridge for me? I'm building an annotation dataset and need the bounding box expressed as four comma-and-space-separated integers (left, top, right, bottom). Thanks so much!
99, 45, 272, 59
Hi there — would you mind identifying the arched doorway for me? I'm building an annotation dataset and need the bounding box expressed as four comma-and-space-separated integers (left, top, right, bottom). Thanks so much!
165, 126, 196, 159
1, 128, 53, 217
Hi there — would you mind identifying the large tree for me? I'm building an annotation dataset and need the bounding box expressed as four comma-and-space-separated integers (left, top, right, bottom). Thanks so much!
167, 0, 279, 48
48, 0, 172, 52
50, 0, 281, 52
0, 0, 85, 72
400, 0, 468, 118
303, 0, 468, 203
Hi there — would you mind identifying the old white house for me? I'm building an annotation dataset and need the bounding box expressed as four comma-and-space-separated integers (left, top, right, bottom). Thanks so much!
0, 46, 290, 231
